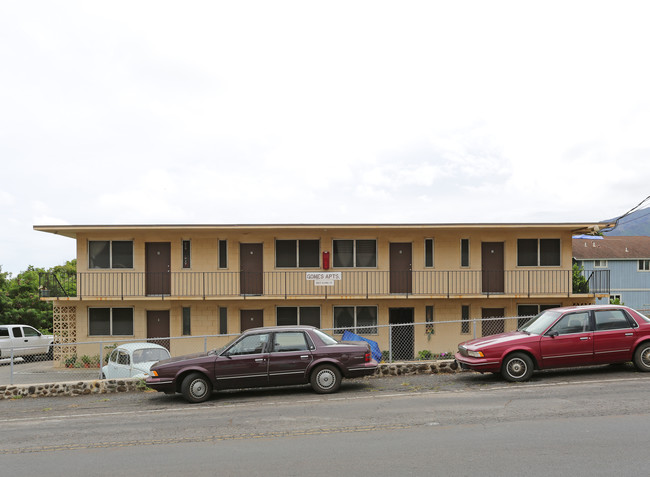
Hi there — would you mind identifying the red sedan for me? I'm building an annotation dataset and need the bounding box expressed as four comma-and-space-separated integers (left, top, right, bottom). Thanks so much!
146, 326, 378, 403
455, 305, 650, 382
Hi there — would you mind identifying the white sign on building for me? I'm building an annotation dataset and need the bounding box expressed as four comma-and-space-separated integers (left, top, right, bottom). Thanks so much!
306, 272, 342, 286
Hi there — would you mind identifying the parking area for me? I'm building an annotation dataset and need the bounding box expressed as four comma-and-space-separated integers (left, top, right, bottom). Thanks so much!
0, 358, 102, 385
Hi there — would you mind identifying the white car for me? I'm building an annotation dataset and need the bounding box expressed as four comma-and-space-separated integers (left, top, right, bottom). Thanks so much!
0, 325, 54, 360
102, 343, 171, 379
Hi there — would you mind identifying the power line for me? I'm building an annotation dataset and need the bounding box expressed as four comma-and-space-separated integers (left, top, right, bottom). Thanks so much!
602, 195, 650, 234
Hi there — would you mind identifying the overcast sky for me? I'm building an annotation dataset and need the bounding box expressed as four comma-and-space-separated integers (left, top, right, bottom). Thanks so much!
1, 1, 650, 275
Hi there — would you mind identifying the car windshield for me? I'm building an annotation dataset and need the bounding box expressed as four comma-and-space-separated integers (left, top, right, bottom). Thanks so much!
132, 348, 170, 364
313, 329, 338, 345
518, 310, 562, 335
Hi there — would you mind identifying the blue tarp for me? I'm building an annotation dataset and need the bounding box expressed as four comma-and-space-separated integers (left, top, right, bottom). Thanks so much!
341, 330, 382, 362
572, 235, 604, 239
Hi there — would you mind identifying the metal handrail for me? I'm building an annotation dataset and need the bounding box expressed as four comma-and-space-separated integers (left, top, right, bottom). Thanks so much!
38, 269, 610, 299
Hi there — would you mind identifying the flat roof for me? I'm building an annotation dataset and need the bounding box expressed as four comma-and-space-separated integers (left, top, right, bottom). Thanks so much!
34, 222, 614, 239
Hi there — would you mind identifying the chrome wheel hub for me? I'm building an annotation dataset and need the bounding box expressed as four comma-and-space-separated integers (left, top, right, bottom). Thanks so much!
508, 359, 526, 377
190, 380, 206, 398
317, 370, 334, 389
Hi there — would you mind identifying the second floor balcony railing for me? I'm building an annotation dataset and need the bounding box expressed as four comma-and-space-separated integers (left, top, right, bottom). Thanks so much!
39, 269, 610, 299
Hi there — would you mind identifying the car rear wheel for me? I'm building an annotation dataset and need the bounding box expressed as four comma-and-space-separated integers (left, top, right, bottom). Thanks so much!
181, 373, 213, 403
310, 364, 341, 394
633, 343, 650, 372
501, 353, 533, 382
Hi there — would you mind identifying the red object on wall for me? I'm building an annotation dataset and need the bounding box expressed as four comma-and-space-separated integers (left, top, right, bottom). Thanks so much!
322, 251, 330, 270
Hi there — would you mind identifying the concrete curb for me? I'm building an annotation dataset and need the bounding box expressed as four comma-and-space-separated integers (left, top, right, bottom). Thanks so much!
1, 360, 461, 400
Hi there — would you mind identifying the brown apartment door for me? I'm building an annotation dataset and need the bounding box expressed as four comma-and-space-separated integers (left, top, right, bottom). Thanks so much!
482, 308, 505, 337
147, 310, 170, 350
481, 242, 504, 294
390, 243, 412, 294
146, 242, 171, 295
240, 243, 263, 295
240, 309, 264, 332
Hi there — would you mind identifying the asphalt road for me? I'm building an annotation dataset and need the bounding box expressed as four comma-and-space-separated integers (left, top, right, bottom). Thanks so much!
2, 364, 650, 476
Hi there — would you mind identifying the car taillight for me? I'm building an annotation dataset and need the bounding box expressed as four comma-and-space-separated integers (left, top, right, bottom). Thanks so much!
365, 352, 371, 362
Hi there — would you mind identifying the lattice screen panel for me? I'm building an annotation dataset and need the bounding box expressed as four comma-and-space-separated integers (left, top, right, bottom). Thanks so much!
53, 305, 77, 365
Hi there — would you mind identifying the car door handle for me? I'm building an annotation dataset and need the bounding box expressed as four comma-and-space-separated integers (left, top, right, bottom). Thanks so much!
300, 355, 310, 359
625, 333, 634, 336
254, 358, 266, 362
580, 337, 590, 341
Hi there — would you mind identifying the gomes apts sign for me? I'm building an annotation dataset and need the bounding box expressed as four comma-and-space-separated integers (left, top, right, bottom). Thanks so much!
306, 272, 342, 286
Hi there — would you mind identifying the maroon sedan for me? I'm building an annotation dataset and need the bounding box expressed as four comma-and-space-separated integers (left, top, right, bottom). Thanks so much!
455, 305, 650, 382
146, 326, 378, 403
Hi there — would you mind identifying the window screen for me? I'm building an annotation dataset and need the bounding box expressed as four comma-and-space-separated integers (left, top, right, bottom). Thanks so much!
277, 307, 298, 326
333, 240, 354, 267
298, 240, 319, 267
219, 307, 228, 334
540, 239, 560, 266
461, 239, 469, 267
182, 307, 191, 335
461, 305, 470, 334
112, 308, 134, 335
89, 308, 111, 335
334, 306, 354, 332
276, 240, 297, 267
218, 240, 228, 269
517, 239, 538, 266
89, 241, 110, 269
425, 239, 434, 268
182, 240, 191, 269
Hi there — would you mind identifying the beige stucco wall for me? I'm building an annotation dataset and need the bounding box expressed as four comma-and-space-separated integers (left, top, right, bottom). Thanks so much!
74, 226, 576, 274
52, 224, 592, 360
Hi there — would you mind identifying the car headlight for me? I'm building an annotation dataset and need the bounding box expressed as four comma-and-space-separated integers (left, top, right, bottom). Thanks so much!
151, 370, 159, 377
467, 350, 485, 358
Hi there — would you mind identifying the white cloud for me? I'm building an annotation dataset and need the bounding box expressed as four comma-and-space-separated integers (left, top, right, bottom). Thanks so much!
2, 1, 650, 273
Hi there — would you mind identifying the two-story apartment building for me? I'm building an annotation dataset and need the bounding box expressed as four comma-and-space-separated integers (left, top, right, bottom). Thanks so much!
573, 235, 650, 314
36, 223, 610, 362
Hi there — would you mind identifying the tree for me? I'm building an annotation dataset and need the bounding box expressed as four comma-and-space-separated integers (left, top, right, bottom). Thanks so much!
0, 260, 77, 333
572, 263, 590, 294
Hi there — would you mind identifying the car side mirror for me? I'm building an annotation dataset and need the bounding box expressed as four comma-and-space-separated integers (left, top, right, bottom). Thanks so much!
547, 331, 559, 338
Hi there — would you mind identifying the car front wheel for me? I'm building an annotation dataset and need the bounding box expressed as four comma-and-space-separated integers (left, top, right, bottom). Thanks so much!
633, 343, 650, 372
181, 373, 213, 403
501, 352, 534, 382
310, 364, 341, 394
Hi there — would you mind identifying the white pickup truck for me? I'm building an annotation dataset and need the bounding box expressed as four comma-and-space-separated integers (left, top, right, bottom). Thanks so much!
0, 325, 54, 359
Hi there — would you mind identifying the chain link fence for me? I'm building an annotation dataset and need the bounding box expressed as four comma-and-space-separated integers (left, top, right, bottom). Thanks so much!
0, 316, 528, 386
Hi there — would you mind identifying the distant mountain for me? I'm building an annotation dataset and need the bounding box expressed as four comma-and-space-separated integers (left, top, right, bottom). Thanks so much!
604, 207, 650, 236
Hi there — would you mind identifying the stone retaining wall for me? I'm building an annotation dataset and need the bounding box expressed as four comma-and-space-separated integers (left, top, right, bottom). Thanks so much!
0, 379, 146, 400
1, 360, 461, 399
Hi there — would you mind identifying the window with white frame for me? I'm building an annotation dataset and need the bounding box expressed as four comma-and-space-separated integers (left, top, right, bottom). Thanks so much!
182, 307, 191, 335
333, 306, 378, 334
594, 260, 607, 268
332, 240, 376, 268
89, 240, 134, 269
218, 240, 228, 269
275, 240, 320, 268
639, 260, 650, 271
460, 239, 470, 267
517, 239, 561, 266
182, 240, 191, 269
425, 239, 434, 268
426, 305, 434, 334
461, 305, 470, 334
276, 306, 321, 328
88, 308, 134, 336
